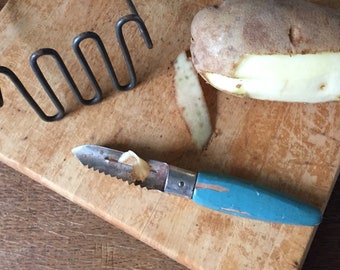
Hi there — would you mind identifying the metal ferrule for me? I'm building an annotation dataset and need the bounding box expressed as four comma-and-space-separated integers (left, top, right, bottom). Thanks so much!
164, 165, 197, 199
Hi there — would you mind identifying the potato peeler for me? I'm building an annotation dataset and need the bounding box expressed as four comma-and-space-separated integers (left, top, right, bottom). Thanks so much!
72, 144, 322, 226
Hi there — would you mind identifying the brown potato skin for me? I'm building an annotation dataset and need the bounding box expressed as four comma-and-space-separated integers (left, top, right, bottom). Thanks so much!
190, 0, 340, 78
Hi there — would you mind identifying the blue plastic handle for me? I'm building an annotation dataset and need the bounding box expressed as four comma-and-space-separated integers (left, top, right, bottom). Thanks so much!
192, 172, 322, 226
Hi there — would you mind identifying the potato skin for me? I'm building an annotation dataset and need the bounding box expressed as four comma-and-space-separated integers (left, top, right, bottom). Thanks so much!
190, 0, 340, 78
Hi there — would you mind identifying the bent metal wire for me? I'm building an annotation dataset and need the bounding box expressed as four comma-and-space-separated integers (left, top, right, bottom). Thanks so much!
0, 0, 153, 122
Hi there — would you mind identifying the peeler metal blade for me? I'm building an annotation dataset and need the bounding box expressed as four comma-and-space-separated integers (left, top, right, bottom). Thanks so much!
72, 145, 168, 190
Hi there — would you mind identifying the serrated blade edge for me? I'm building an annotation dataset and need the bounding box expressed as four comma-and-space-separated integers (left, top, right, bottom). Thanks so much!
72, 145, 168, 190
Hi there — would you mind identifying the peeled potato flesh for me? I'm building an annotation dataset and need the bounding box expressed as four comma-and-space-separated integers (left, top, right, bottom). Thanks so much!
205, 53, 340, 103
118, 150, 150, 182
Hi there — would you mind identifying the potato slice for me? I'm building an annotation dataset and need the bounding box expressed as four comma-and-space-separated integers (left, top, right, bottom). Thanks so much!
118, 150, 150, 182
174, 52, 212, 149
190, 0, 340, 103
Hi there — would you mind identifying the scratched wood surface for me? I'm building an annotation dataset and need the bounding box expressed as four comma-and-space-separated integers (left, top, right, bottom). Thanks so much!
1, 162, 339, 269
0, 162, 187, 270
0, 1, 339, 269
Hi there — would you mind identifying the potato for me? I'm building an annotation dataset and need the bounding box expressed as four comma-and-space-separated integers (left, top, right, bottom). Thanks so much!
118, 150, 150, 182
190, 0, 340, 103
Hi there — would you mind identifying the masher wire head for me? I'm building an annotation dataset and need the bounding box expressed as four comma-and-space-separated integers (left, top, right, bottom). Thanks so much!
0, 0, 153, 122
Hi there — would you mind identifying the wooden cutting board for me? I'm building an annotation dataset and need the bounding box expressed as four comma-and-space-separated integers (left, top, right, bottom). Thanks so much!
0, 1, 339, 269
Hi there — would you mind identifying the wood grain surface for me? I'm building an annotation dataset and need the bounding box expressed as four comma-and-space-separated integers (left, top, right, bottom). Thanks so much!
0, 162, 186, 270
0, 1, 339, 269
1, 162, 339, 269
